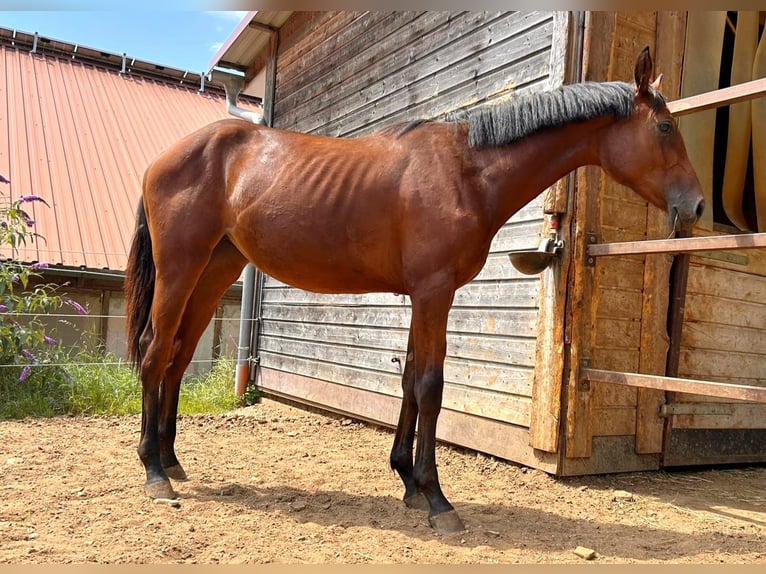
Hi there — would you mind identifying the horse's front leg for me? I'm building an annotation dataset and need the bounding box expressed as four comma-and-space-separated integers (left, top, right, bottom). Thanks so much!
390, 327, 428, 510
410, 286, 465, 534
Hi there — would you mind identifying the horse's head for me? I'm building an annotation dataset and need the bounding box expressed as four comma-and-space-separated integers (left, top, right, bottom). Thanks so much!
599, 47, 704, 231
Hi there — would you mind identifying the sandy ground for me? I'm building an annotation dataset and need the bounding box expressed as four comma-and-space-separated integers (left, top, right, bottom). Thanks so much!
1, 398, 765, 564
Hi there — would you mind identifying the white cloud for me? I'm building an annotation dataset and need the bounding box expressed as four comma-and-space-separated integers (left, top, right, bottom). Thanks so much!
209, 41, 224, 53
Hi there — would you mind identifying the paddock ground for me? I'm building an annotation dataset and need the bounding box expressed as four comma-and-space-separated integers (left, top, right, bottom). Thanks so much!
1, 398, 765, 564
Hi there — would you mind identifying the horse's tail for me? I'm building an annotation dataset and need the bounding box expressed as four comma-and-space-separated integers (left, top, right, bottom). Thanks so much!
125, 197, 154, 372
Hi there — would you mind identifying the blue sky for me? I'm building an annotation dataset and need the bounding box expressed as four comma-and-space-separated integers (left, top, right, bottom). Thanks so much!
0, 10, 248, 73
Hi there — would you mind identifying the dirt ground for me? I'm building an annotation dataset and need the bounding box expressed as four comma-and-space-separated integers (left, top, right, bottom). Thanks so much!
1, 398, 765, 564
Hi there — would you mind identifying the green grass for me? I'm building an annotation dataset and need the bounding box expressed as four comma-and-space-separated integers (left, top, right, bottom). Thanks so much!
0, 354, 245, 420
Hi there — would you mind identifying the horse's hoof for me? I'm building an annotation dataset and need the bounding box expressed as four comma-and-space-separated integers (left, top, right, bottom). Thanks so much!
404, 492, 429, 511
145, 478, 176, 500
163, 464, 188, 481
429, 509, 465, 534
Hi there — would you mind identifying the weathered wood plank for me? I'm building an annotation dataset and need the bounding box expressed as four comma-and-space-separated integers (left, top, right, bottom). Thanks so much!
277, 12, 418, 92
259, 339, 536, 396
261, 280, 541, 308
260, 320, 537, 366
583, 368, 766, 403
258, 352, 534, 426
588, 232, 766, 257
277, 12, 450, 113
685, 263, 766, 304
321, 37, 554, 138
591, 407, 637, 437
678, 348, 766, 384
668, 76, 766, 117
681, 321, 766, 356
670, 403, 766, 430
257, 367, 559, 471
684, 292, 766, 330
261, 303, 539, 337
594, 317, 641, 349
591, 348, 639, 373
595, 287, 644, 319
278, 12, 553, 133
596, 257, 647, 290
276, 12, 361, 75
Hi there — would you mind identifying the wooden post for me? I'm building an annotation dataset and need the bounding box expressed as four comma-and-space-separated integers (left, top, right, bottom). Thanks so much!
529, 11, 574, 454
563, 11, 617, 460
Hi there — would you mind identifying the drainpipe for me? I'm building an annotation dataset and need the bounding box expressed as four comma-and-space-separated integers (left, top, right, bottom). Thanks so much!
215, 27, 278, 398
209, 69, 264, 125
210, 69, 263, 397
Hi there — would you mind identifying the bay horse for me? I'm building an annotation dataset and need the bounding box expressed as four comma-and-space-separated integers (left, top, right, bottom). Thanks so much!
125, 47, 703, 534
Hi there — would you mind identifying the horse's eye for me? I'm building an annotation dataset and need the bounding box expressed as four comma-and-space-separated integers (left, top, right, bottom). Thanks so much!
658, 121, 674, 134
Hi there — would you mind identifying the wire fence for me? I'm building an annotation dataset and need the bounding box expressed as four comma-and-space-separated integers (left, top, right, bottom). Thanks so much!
0, 309, 244, 369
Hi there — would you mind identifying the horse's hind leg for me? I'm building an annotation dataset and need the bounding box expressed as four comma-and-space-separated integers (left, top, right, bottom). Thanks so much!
138, 233, 225, 500
158, 240, 248, 481
390, 327, 428, 511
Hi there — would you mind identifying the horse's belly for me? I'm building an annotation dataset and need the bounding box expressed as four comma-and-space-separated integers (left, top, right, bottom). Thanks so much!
229, 229, 403, 295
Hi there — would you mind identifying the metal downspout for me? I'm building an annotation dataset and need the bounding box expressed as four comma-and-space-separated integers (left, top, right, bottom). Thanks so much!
218, 26, 277, 397
210, 70, 264, 397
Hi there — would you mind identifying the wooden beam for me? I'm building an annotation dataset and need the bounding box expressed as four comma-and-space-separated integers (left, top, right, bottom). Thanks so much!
668, 77, 766, 116
588, 232, 766, 257
582, 368, 766, 403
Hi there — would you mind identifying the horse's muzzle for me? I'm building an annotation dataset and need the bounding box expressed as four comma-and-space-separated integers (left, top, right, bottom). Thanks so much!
669, 190, 705, 230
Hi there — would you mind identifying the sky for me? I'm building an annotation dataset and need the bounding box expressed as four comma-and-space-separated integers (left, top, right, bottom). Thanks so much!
0, 9, 249, 73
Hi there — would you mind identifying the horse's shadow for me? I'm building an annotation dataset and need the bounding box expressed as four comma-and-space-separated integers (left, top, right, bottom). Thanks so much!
181, 480, 766, 561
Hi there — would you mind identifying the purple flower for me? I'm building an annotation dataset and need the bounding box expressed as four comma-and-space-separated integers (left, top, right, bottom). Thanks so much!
17, 195, 49, 206
0, 305, 8, 312
64, 298, 87, 316
30, 262, 48, 270
0, 174, 9, 184
21, 349, 35, 361
44, 335, 57, 346
18, 366, 31, 382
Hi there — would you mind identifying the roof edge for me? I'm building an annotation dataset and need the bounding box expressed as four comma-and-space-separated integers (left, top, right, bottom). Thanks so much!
207, 11, 259, 74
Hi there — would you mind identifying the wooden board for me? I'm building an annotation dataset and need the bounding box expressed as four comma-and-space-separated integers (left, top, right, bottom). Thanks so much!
678, 11, 726, 231
753, 24, 766, 231
722, 12, 759, 231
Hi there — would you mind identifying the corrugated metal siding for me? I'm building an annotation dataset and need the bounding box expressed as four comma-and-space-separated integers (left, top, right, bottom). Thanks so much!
0, 38, 260, 270
259, 11, 563, 429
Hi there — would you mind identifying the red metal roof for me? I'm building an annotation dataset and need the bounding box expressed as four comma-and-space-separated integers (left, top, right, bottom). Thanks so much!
0, 27, 261, 271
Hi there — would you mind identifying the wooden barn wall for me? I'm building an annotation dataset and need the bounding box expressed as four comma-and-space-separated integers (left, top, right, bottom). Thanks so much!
258, 11, 561, 433
669, 12, 766, 443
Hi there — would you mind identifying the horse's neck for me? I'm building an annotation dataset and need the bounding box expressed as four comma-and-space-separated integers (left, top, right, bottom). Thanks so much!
473, 115, 614, 234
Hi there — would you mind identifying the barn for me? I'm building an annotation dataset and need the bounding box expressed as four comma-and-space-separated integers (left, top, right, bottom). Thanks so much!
210, 11, 766, 475
0, 25, 262, 372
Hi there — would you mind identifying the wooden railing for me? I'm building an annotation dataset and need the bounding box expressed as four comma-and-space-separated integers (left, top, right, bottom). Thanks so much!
582, 77, 766, 403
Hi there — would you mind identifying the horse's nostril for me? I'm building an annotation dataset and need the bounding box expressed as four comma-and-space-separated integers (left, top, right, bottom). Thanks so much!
695, 198, 705, 220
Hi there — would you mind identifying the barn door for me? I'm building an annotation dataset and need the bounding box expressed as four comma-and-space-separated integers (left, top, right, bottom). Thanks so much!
660, 11, 766, 468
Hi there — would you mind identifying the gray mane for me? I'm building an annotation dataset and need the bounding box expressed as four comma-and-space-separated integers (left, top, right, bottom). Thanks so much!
466, 81, 661, 148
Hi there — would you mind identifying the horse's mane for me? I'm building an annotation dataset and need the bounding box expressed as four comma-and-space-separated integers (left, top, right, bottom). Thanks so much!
466, 81, 665, 148
379, 81, 666, 145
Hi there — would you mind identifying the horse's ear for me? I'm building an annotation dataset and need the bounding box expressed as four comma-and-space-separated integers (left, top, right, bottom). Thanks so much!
634, 46, 653, 96
651, 72, 664, 91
